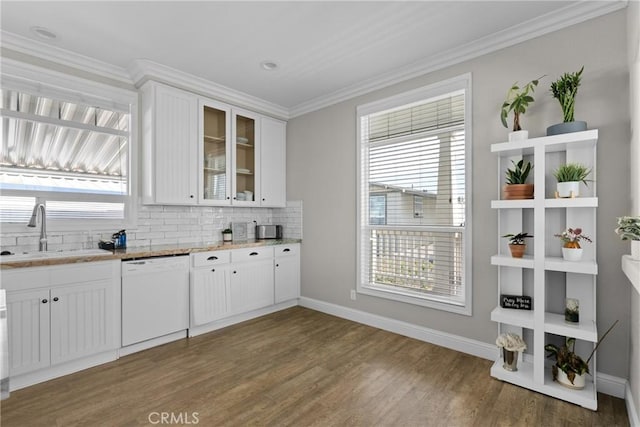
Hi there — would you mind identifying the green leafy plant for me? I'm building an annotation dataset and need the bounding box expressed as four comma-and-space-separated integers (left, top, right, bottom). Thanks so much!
550, 66, 584, 123
505, 159, 533, 185
500, 76, 543, 131
545, 320, 618, 385
553, 163, 591, 185
502, 232, 533, 245
615, 216, 640, 241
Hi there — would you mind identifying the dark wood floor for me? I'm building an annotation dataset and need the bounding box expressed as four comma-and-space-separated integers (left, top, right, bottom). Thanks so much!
0, 307, 629, 426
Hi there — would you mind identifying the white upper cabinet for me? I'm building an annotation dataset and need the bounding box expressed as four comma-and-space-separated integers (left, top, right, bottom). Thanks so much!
141, 80, 286, 207
141, 81, 199, 205
260, 117, 287, 207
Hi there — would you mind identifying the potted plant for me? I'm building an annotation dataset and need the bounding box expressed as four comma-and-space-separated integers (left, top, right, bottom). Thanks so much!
547, 66, 587, 136
500, 76, 543, 141
496, 332, 527, 372
615, 216, 640, 260
545, 320, 618, 389
502, 232, 533, 258
503, 159, 534, 200
553, 163, 591, 198
554, 227, 592, 261
222, 228, 233, 242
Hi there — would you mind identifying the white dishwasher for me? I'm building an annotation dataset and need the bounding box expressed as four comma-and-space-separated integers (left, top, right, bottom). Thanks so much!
121, 255, 190, 346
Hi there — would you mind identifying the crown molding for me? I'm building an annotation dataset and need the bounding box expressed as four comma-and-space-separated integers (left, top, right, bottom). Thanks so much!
1, 30, 132, 84
288, 0, 628, 118
128, 59, 289, 120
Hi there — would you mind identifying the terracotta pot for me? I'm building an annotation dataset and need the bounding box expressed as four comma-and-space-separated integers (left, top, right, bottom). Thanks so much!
503, 184, 534, 200
508, 244, 526, 258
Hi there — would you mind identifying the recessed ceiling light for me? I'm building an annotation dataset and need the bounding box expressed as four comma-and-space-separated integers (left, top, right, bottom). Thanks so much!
30, 26, 57, 41
260, 61, 278, 71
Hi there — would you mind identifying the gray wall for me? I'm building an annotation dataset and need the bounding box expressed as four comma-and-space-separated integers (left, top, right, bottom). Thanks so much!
287, 10, 631, 378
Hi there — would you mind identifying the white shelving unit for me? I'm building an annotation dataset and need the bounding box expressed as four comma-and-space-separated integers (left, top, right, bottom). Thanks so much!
490, 129, 599, 410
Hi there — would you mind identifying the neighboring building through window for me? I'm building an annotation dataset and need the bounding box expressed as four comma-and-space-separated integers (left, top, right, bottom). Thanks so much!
357, 75, 471, 314
0, 74, 136, 229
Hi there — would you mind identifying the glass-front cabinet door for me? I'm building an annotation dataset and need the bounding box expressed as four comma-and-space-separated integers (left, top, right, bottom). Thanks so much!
200, 99, 231, 204
232, 109, 260, 205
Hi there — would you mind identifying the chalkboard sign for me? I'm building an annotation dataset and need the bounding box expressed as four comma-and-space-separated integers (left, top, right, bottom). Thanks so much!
500, 294, 532, 310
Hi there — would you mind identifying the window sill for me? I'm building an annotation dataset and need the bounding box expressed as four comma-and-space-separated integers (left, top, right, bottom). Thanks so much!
357, 283, 471, 316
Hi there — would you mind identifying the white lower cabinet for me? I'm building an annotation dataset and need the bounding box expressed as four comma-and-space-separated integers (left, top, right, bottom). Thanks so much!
2, 261, 119, 379
191, 263, 231, 326
190, 244, 299, 328
274, 244, 300, 303
229, 258, 274, 314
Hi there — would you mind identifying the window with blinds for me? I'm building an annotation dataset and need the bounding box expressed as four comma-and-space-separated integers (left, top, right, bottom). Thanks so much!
0, 87, 132, 225
357, 75, 471, 314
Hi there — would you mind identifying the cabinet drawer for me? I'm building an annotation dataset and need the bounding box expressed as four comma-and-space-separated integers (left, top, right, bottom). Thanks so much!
1, 268, 49, 291
192, 251, 231, 267
274, 244, 299, 257
231, 247, 274, 263
50, 261, 115, 285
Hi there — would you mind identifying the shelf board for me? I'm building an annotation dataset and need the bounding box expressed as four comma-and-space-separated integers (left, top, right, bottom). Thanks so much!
491, 306, 534, 329
236, 142, 254, 149
544, 257, 597, 275
490, 359, 597, 410
544, 312, 597, 342
204, 167, 225, 174
236, 170, 253, 176
491, 199, 535, 209
491, 254, 534, 269
491, 129, 598, 156
544, 197, 598, 208
204, 135, 225, 143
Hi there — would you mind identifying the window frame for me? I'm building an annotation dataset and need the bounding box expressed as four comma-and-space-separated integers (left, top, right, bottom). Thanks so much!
356, 73, 473, 315
0, 59, 138, 232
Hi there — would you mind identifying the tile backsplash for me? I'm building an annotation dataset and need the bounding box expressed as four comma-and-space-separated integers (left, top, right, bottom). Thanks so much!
0, 201, 302, 254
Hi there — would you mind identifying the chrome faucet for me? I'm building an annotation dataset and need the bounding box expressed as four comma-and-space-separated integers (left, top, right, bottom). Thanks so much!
27, 203, 47, 251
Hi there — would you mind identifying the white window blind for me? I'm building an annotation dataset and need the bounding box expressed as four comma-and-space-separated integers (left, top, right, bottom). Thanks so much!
0, 87, 131, 223
357, 76, 471, 313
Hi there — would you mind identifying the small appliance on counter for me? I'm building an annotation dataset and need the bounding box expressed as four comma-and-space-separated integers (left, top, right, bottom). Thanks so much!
99, 229, 126, 250
255, 224, 283, 239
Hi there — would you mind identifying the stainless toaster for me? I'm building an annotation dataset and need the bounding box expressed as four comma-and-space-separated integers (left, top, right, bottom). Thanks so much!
256, 225, 283, 239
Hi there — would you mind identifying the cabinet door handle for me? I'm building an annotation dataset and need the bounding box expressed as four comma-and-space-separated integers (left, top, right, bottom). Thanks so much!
211, 268, 215, 272
190, 195, 194, 199
42, 299, 48, 304
283, 248, 290, 252
226, 196, 230, 200
249, 252, 258, 256
53, 297, 59, 302
233, 270, 237, 274
233, 197, 237, 200
262, 198, 266, 202
207, 256, 218, 261
276, 264, 279, 267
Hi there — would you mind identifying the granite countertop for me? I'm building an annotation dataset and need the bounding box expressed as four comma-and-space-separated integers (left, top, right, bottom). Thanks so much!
0, 239, 302, 269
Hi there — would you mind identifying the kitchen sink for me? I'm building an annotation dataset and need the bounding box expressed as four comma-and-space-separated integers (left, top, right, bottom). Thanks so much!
0, 248, 113, 263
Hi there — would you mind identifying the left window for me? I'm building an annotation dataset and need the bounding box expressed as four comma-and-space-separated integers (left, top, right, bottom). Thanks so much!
0, 73, 136, 229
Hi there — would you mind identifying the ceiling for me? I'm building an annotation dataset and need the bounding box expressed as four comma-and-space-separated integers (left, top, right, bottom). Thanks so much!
0, 1, 627, 116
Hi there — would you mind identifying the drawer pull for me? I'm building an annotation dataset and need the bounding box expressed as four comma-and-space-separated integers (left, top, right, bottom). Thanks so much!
283, 248, 290, 252
42, 299, 48, 304
207, 256, 218, 261
211, 268, 216, 272
233, 270, 237, 274
249, 252, 258, 256
53, 297, 59, 302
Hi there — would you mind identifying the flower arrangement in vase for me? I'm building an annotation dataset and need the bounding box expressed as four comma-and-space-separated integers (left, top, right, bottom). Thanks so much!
615, 216, 640, 260
496, 333, 527, 372
554, 227, 592, 261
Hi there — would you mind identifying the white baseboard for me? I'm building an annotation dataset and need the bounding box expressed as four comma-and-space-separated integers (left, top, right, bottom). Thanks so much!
119, 330, 188, 357
299, 297, 627, 400
299, 297, 497, 360
10, 350, 118, 391
189, 300, 298, 337
627, 382, 640, 427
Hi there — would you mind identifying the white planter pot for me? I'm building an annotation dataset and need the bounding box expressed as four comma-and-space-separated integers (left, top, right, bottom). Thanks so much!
562, 247, 583, 262
631, 240, 640, 261
557, 181, 580, 198
556, 368, 586, 390
508, 130, 529, 142
222, 234, 232, 242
